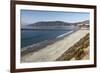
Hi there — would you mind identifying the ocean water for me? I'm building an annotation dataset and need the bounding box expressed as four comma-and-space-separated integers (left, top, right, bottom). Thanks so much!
21, 29, 72, 48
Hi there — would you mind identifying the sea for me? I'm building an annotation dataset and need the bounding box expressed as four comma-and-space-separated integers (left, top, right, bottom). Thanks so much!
21, 29, 73, 48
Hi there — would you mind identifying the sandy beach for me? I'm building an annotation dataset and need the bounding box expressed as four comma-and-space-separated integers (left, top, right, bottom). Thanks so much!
21, 29, 89, 62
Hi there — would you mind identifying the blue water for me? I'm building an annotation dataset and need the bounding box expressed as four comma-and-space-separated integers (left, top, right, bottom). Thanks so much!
21, 29, 72, 48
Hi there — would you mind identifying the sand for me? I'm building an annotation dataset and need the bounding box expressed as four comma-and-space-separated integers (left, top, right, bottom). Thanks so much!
21, 29, 89, 62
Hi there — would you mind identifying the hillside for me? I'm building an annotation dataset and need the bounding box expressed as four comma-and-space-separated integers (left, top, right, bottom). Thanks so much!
21, 20, 89, 29
75, 20, 89, 24
29, 21, 74, 26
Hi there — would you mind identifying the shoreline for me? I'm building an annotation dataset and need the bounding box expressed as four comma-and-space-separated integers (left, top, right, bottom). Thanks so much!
21, 29, 89, 62
21, 30, 75, 55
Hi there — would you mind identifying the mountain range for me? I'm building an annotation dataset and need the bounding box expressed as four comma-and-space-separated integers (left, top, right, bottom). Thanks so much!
28, 20, 89, 27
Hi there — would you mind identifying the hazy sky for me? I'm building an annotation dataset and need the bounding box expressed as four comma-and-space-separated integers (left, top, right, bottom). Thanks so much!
21, 10, 90, 25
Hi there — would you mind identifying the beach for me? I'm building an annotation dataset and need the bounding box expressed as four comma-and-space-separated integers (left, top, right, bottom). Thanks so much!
21, 29, 89, 62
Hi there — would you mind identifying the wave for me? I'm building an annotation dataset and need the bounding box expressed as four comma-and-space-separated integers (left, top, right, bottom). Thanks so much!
56, 30, 74, 38
21, 30, 75, 55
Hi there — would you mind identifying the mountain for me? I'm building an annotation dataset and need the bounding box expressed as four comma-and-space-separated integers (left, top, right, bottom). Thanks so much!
29, 21, 74, 27
21, 20, 89, 30
28, 20, 89, 27
75, 20, 89, 24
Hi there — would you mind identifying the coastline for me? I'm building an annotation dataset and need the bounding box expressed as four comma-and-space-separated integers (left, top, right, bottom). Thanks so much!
21, 30, 75, 55
21, 29, 89, 62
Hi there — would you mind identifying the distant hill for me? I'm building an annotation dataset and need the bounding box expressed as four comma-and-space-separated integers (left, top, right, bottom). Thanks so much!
75, 20, 89, 24
21, 20, 89, 30
28, 20, 89, 27
29, 21, 74, 27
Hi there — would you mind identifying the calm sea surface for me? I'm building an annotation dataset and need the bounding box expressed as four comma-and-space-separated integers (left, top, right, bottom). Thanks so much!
21, 29, 72, 48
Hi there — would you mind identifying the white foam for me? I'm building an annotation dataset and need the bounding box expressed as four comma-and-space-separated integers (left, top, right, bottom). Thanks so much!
56, 30, 74, 38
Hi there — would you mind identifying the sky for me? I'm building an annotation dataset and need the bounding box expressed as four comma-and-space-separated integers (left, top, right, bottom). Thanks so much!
21, 10, 90, 26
